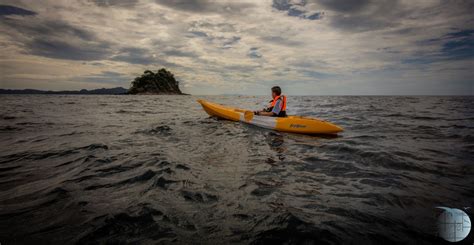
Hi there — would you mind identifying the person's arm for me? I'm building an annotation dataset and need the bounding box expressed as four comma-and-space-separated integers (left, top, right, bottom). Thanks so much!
270, 99, 282, 116
255, 100, 281, 117
256, 111, 274, 116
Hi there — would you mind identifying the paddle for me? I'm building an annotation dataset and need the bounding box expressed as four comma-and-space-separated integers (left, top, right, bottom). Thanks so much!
244, 110, 254, 121
234, 108, 255, 121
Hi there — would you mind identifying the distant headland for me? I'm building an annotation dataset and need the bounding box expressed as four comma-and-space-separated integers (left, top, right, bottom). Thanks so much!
128, 68, 185, 95
0, 87, 128, 95
0, 68, 186, 95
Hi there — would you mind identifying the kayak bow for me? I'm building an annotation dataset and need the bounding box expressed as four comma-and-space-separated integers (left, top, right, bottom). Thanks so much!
197, 100, 343, 135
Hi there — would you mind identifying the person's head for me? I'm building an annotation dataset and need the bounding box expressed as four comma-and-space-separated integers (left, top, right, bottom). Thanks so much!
271, 86, 281, 98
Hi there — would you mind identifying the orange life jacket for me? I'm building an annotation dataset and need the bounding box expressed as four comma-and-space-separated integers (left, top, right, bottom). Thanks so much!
271, 95, 286, 111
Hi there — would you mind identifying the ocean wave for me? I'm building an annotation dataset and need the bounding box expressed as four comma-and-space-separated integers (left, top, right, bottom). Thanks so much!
0, 95, 472, 244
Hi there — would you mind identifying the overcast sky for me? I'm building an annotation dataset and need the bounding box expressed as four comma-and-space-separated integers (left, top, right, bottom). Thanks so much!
0, 0, 473, 95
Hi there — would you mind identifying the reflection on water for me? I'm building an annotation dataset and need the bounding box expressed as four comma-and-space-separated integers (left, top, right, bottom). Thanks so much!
266, 132, 286, 160
0, 95, 473, 244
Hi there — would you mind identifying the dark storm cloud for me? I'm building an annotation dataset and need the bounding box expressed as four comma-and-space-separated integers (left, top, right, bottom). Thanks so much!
2, 18, 96, 41
271, 0, 398, 30
320, 0, 473, 33
270, 0, 421, 32
326, 0, 403, 32
0, 7, 197, 64
27, 38, 111, 60
154, 0, 255, 14
154, 0, 211, 12
315, 0, 370, 13
329, 14, 397, 32
1, 17, 112, 60
0, 5, 36, 16
317, 0, 402, 32
89, 0, 139, 7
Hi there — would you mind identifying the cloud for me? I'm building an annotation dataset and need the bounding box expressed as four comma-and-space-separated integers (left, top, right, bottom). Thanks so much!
89, 0, 139, 8
111, 47, 156, 65
272, 0, 324, 20
439, 29, 474, 60
404, 29, 474, 64
154, 0, 256, 14
111, 47, 181, 67
271, 0, 406, 32
190, 21, 236, 32
259, 35, 303, 46
74, 71, 131, 84
319, 0, 473, 33
187, 20, 242, 49
323, 0, 405, 32
187, 31, 208, 38
2, 18, 95, 40
248, 47, 262, 58
0, 5, 36, 16
162, 49, 198, 57
315, 0, 370, 13
26, 38, 111, 60
221, 36, 240, 49
1, 16, 112, 60
0, 0, 472, 95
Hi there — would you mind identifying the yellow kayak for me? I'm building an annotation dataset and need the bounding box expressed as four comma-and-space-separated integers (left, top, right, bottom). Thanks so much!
197, 100, 343, 135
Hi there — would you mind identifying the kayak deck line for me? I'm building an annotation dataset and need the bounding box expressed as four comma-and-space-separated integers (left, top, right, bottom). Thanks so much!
197, 99, 343, 135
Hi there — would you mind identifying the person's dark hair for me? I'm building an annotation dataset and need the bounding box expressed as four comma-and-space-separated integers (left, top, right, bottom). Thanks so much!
271, 86, 282, 96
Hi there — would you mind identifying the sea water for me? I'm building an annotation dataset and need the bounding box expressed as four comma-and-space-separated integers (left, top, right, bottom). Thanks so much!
0, 95, 473, 244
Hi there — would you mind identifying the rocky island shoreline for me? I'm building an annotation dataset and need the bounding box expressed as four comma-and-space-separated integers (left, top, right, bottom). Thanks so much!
128, 68, 186, 95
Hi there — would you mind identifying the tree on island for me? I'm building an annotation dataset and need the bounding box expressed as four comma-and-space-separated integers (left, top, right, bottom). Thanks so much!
128, 68, 183, 94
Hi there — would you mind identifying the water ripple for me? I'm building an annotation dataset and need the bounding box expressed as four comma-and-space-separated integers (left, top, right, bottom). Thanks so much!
0, 95, 472, 244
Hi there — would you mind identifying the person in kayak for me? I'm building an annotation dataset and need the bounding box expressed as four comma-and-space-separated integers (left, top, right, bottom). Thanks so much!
254, 86, 287, 117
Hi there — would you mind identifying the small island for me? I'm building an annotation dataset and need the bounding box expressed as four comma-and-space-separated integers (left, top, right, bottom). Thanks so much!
128, 68, 185, 95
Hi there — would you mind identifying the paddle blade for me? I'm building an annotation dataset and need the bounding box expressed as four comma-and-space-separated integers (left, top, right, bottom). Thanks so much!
244, 111, 254, 121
